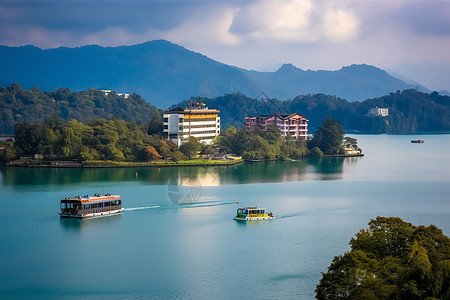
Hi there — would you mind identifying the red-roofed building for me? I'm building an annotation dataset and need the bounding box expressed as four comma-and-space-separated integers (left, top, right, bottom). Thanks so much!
245, 113, 309, 140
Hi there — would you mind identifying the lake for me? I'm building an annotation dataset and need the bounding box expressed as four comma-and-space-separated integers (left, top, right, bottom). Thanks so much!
1, 134, 449, 299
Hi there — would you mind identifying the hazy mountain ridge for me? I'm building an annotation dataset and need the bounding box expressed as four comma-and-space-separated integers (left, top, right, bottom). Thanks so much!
241, 63, 422, 101
0, 40, 429, 107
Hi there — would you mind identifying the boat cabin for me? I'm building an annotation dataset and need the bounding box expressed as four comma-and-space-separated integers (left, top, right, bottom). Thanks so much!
234, 206, 273, 221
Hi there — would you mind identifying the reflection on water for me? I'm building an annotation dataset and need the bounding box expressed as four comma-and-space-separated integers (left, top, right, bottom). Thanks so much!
167, 174, 203, 205
59, 217, 83, 233
307, 157, 345, 180
58, 213, 122, 233
0, 158, 350, 189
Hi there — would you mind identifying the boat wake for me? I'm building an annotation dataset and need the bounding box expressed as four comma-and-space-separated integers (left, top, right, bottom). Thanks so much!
179, 201, 236, 208
122, 205, 160, 212
273, 213, 302, 220
123, 199, 234, 212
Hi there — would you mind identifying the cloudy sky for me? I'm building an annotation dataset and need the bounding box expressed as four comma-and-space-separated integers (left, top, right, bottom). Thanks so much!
1, 0, 449, 91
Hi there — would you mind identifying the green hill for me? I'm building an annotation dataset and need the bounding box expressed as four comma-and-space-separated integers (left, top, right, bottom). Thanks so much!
0, 84, 159, 134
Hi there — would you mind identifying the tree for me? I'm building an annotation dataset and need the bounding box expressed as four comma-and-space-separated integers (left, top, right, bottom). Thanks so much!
310, 117, 344, 155
316, 217, 450, 300
89, 119, 122, 160
145, 145, 162, 161
310, 147, 323, 157
60, 127, 77, 158
179, 137, 202, 159
147, 111, 163, 136
201, 144, 216, 158
242, 135, 271, 160
14, 122, 44, 156
0, 139, 16, 162
224, 126, 237, 136
264, 124, 282, 144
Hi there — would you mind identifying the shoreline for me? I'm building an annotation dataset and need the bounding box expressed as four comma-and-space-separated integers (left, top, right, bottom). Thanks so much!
2, 154, 364, 168
3, 158, 244, 168
244, 153, 364, 162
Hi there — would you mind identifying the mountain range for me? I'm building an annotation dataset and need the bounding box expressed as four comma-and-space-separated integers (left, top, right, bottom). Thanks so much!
0, 40, 429, 108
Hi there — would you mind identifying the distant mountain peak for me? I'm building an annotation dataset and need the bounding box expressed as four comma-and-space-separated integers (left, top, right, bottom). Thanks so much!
340, 64, 385, 73
276, 63, 304, 73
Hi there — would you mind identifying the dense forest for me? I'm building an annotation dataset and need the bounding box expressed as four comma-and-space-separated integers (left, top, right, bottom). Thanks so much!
176, 89, 450, 133
316, 217, 450, 299
0, 84, 161, 134
0, 115, 347, 163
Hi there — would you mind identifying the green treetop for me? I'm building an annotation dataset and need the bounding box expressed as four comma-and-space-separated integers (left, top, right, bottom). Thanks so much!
316, 217, 450, 300
309, 117, 344, 155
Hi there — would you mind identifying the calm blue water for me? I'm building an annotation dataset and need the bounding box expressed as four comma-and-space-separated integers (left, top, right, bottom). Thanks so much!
0, 134, 449, 299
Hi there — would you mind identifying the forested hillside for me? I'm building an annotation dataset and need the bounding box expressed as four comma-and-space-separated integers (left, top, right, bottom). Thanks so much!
2, 84, 449, 135
0, 84, 160, 134
177, 89, 450, 133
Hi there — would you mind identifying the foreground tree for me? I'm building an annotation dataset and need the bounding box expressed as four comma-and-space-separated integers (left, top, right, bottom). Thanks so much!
309, 117, 344, 155
316, 217, 450, 300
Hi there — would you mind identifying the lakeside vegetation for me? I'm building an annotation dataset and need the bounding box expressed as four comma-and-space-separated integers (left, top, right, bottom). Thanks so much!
0, 116, 205, 165
1, 114, 353, 165
316, 217, 450, 300
218, 117, 348, 161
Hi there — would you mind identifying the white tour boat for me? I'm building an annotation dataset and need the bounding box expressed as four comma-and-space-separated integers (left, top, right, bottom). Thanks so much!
59, 193, 122, 218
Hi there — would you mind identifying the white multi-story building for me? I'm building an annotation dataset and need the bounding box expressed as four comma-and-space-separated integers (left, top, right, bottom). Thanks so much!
101, 90, 130, 99
369, 107, 389, 117
163, 104, 220, 146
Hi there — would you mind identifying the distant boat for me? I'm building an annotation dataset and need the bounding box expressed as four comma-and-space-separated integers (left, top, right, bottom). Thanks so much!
233, 206, 274, 221
411, 140, 424, 143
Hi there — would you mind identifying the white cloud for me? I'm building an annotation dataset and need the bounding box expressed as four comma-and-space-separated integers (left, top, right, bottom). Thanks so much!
227, 0, 361, 43
230, 0, 317, 42
1, 25, 72, 48
322, 9, 359, 42
164, 7, 241, 46
81, 26, 140, 47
